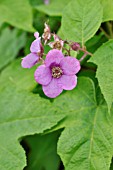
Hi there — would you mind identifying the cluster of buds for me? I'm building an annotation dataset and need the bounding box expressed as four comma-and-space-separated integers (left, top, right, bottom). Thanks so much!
21, 23, 92, 98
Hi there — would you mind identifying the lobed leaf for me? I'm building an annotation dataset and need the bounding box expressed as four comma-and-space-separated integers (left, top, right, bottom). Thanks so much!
0, 87, 65, 170
57, 78, 113, 170
0, 59, 65, 170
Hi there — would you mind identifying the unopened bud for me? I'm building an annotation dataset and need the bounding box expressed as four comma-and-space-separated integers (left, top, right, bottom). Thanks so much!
42, 23, 51, 44
71, 42, 80, 51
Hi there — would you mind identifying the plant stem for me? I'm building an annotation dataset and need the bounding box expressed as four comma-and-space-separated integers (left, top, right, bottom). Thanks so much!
79, 48, 93, 56
39, 57, 45, 64
79, 53, 87, 62
106, 22, 113, 38
63, 47, 70, 55
79, 47, 93, 62
100, 27, 110, 39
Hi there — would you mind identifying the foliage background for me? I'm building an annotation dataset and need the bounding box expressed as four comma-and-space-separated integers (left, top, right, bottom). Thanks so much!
0, 0, 113, 170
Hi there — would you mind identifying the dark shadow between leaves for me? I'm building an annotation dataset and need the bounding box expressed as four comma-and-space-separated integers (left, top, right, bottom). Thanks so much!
110, 157, 113, 170
20, 129, 64, 170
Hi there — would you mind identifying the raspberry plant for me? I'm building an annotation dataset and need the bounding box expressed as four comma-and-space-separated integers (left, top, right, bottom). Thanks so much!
0, 0, 113, 170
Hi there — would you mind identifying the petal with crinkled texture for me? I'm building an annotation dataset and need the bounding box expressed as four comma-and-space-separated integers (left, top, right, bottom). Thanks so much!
58, 75, 77, 90
45, 49, 64, 67
34, 65, 52, 85
60, 57, 80, 75
30, 38, 41, 53
42, 78, 63, 98
21, 53, 39, 68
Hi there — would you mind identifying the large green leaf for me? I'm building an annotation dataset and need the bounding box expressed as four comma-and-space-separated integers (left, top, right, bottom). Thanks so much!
35, 0, 69, 16
0, 0, 34, 32
0, 28, 26, 70
100, 0, 113, 22
25, 131, 61, 170
56, 78, 113, 170
89, 40, 113, 112
61, 0, 103, 45
0, 59, 65, 170
0, 86, 65, 170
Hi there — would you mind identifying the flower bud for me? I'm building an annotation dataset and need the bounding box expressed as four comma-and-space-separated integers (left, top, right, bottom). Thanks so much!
42, 23, 51, 44
71, 42, 80, 51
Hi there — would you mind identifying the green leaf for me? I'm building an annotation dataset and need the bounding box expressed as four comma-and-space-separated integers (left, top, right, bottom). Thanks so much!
0, 28, 26, 70
25, 131, 61, 170
29, 0, 43, 7
0, 59, 37, 91
35, 0, 69, 16
0, 87, 65, 170
57, 28, 65, 39
0, 0, 34, 32
0, 59, 65, 170
100, 0, 113, 22
56, 77, 113, 170
61, 0, 103, 45
89, 40, 113, 112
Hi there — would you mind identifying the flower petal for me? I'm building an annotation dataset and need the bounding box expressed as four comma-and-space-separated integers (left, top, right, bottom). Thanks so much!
30, 38, 41, 53
60, 57, 81, 75
42, 78, 63, 98
45, 49, 64, 67
34, 65, 52, 85
21, 53, 39, 68
48, 42, 54, 48
58, 75, 77, 90
34, 32, 39, 39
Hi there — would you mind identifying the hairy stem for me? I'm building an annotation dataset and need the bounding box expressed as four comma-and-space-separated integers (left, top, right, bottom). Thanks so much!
79, 47, 93, 56
79, 53, 87, 62
63, 47, 70, 55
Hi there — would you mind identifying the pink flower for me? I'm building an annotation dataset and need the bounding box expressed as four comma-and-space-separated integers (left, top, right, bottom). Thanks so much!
34, 49, 80, 98
48, 34, 64, 51
21, 32, 43, 68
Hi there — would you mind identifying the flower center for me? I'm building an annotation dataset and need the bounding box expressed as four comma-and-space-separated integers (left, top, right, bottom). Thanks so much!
53, 41, 62, 50
52, 66, 63, 78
